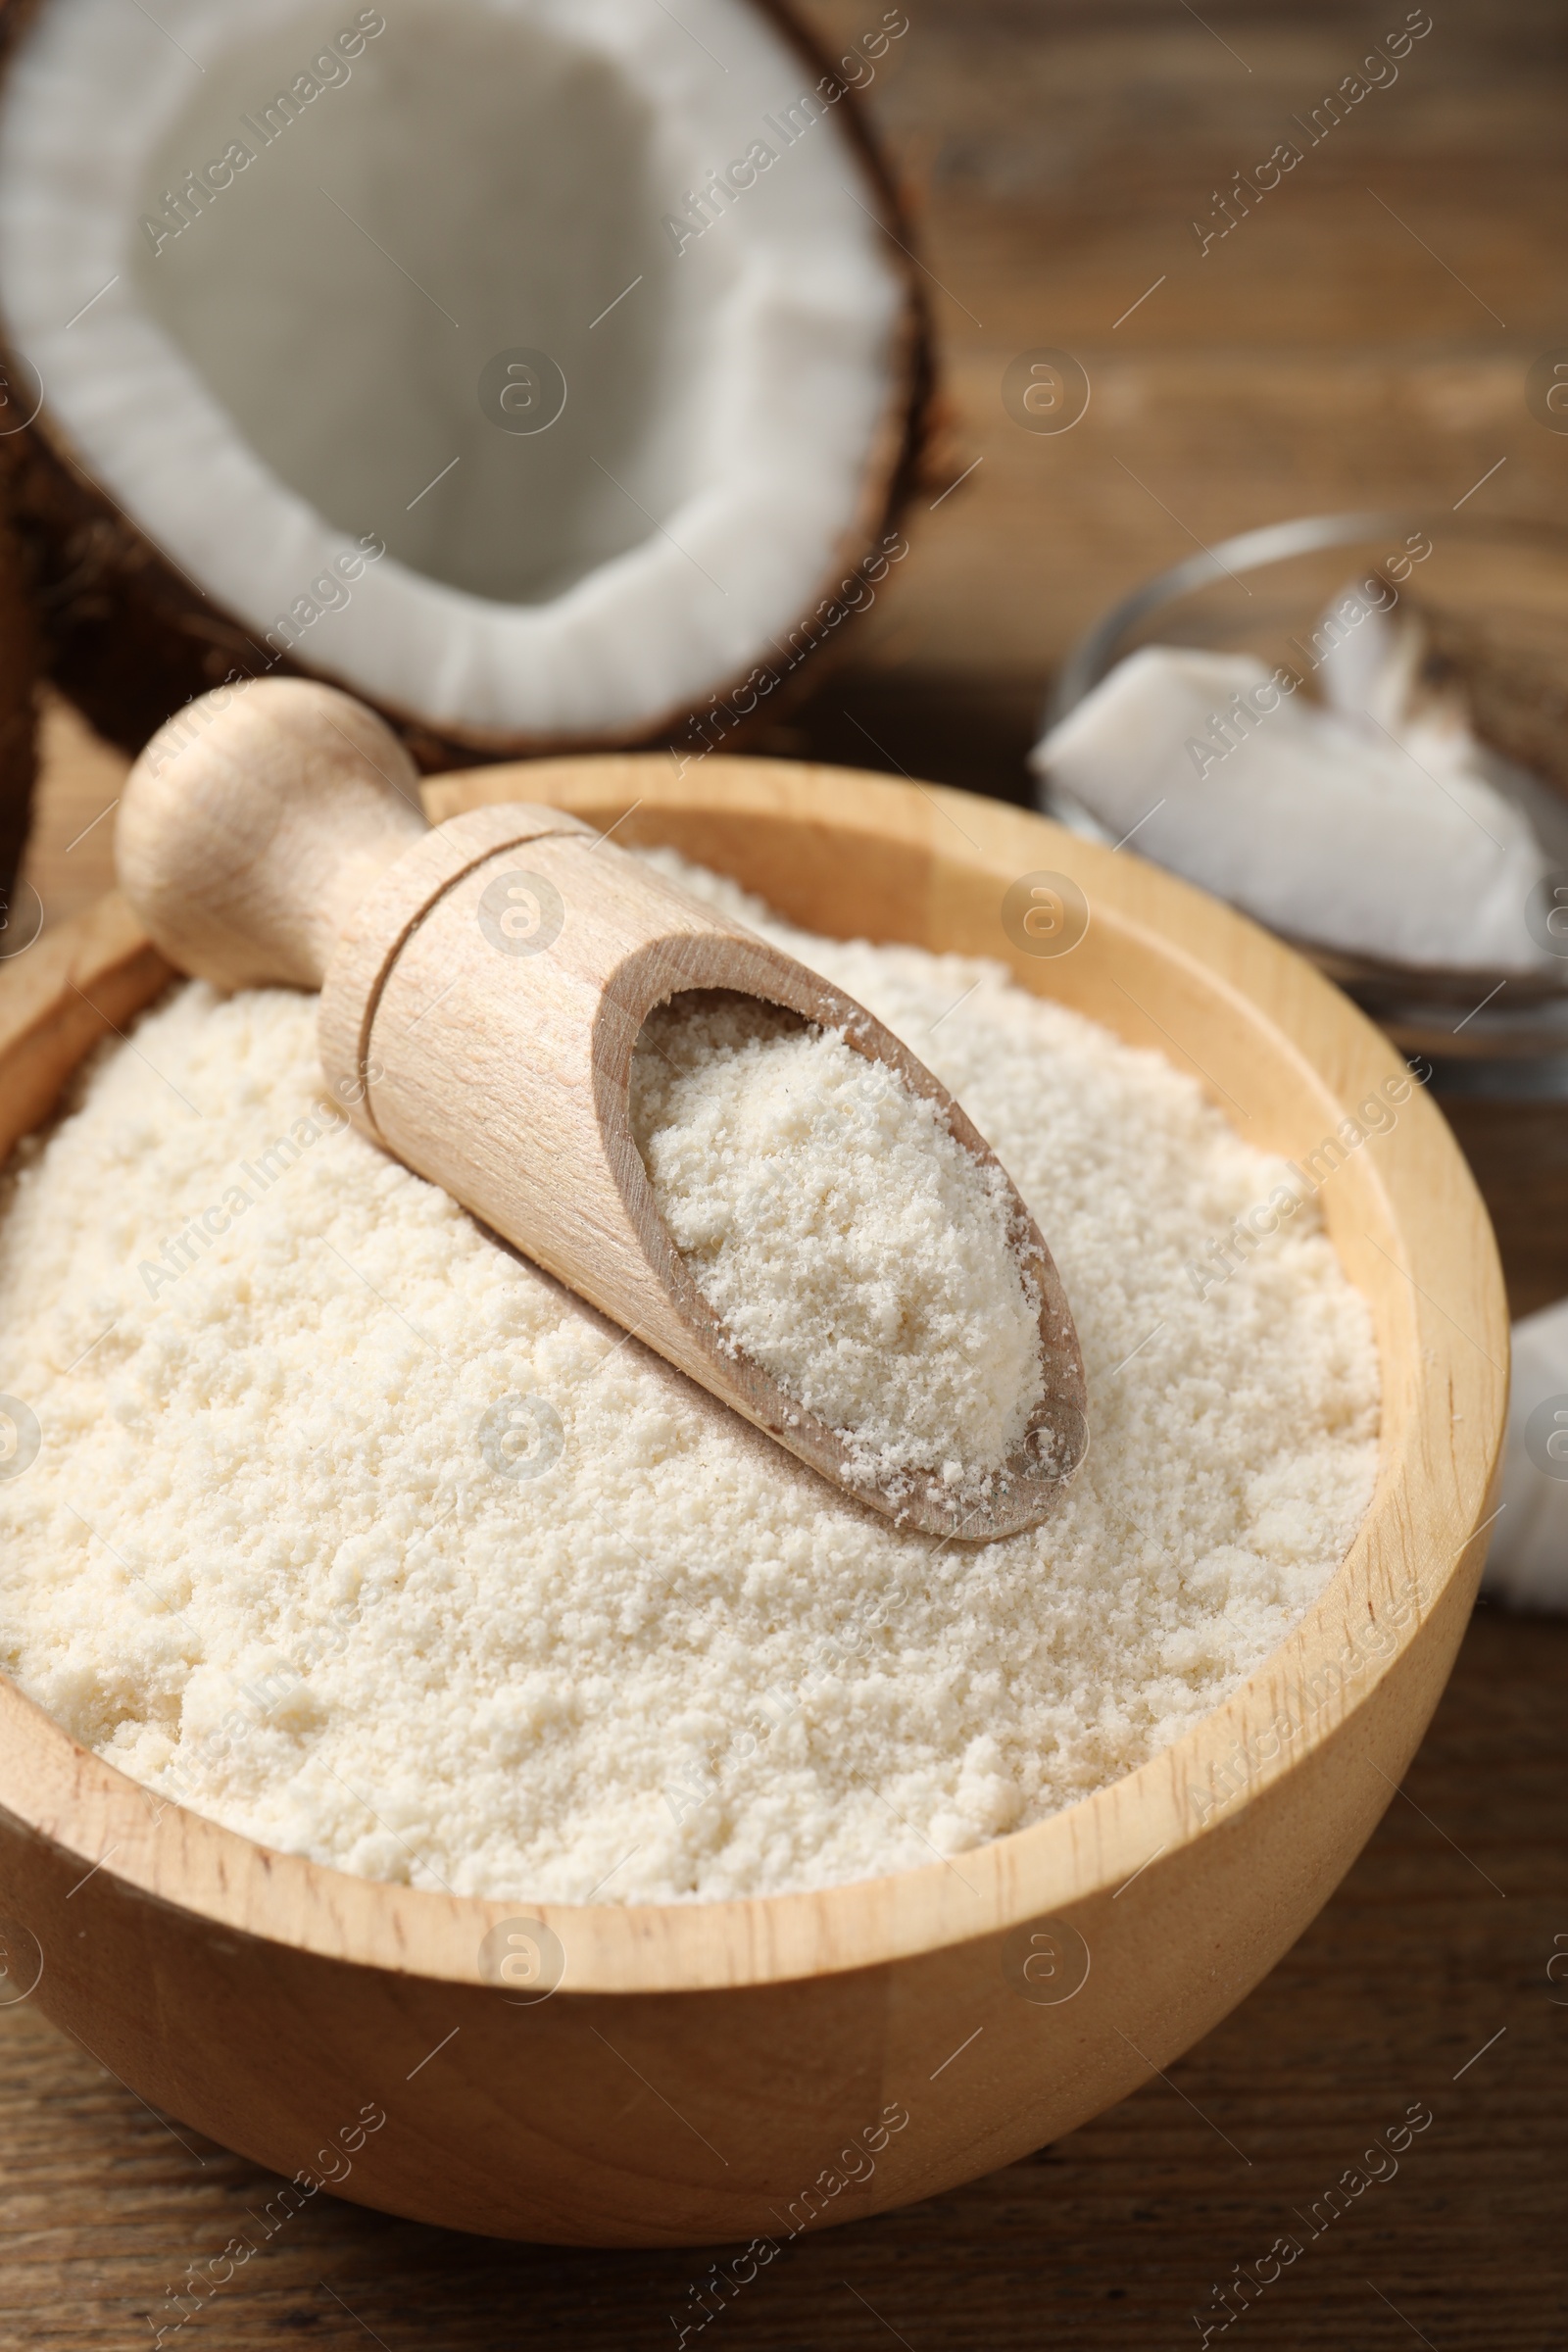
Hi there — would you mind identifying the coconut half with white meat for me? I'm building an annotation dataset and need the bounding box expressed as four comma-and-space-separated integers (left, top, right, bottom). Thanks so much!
0, 0, 925, 767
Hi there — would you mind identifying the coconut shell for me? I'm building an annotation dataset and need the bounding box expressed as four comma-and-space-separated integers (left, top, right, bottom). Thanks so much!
0, 487, 38, 927
0, 0, 930, 773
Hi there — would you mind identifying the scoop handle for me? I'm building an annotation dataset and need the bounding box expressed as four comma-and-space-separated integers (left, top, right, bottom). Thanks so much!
117, 678, 429, 990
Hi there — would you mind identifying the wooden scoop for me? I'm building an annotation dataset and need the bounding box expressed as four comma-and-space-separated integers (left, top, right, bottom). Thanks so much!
117, 679, 1088, 1540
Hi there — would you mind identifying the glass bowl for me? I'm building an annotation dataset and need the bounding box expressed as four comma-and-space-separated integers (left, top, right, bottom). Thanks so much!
1044, 512, 1568, 1097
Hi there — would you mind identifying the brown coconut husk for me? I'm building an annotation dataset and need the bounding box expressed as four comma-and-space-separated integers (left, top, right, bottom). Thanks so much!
0, 0, 931, 774
0, 489, 39, 934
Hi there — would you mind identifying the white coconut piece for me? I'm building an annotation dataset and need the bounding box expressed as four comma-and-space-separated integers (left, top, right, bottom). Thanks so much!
0, 0, 911, 746
1034, 634, 1557, 976
1486, 1295, 1568, 1612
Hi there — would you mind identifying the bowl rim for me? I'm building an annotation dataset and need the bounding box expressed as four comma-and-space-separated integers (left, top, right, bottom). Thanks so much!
0, 756, 1507, 1995
1046, 505, 1568, 723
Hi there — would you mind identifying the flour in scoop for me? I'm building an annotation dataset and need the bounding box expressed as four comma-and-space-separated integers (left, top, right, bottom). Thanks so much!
629, 996, 1045, 1494
0, 855, 1379, 1903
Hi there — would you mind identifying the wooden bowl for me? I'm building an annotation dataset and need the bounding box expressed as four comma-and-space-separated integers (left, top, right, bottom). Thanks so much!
0, 758, 1506, 2247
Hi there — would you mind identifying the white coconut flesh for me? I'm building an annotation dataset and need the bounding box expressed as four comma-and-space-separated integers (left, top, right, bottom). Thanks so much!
0, 0, 905, 740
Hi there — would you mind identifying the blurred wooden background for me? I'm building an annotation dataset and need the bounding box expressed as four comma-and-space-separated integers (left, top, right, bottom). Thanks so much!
7, 1, 1567, 2344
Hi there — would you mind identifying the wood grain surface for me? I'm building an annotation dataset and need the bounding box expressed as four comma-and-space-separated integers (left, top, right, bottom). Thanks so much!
4, 0, 1566, 2339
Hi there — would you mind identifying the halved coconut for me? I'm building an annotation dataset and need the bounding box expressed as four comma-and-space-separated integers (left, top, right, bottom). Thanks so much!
0, 0, 926, 766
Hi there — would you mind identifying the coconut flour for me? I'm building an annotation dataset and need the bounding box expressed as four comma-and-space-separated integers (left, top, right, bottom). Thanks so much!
629, 996, 1045, 1494
0, 855, 1380, 1902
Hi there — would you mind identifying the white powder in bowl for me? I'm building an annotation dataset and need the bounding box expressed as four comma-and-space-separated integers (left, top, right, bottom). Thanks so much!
0, 855, 1380, 1903
629, 995, 1045, 1491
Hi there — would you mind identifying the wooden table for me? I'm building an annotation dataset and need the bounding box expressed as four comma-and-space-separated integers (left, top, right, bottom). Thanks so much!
6, 0, 1567, 2341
